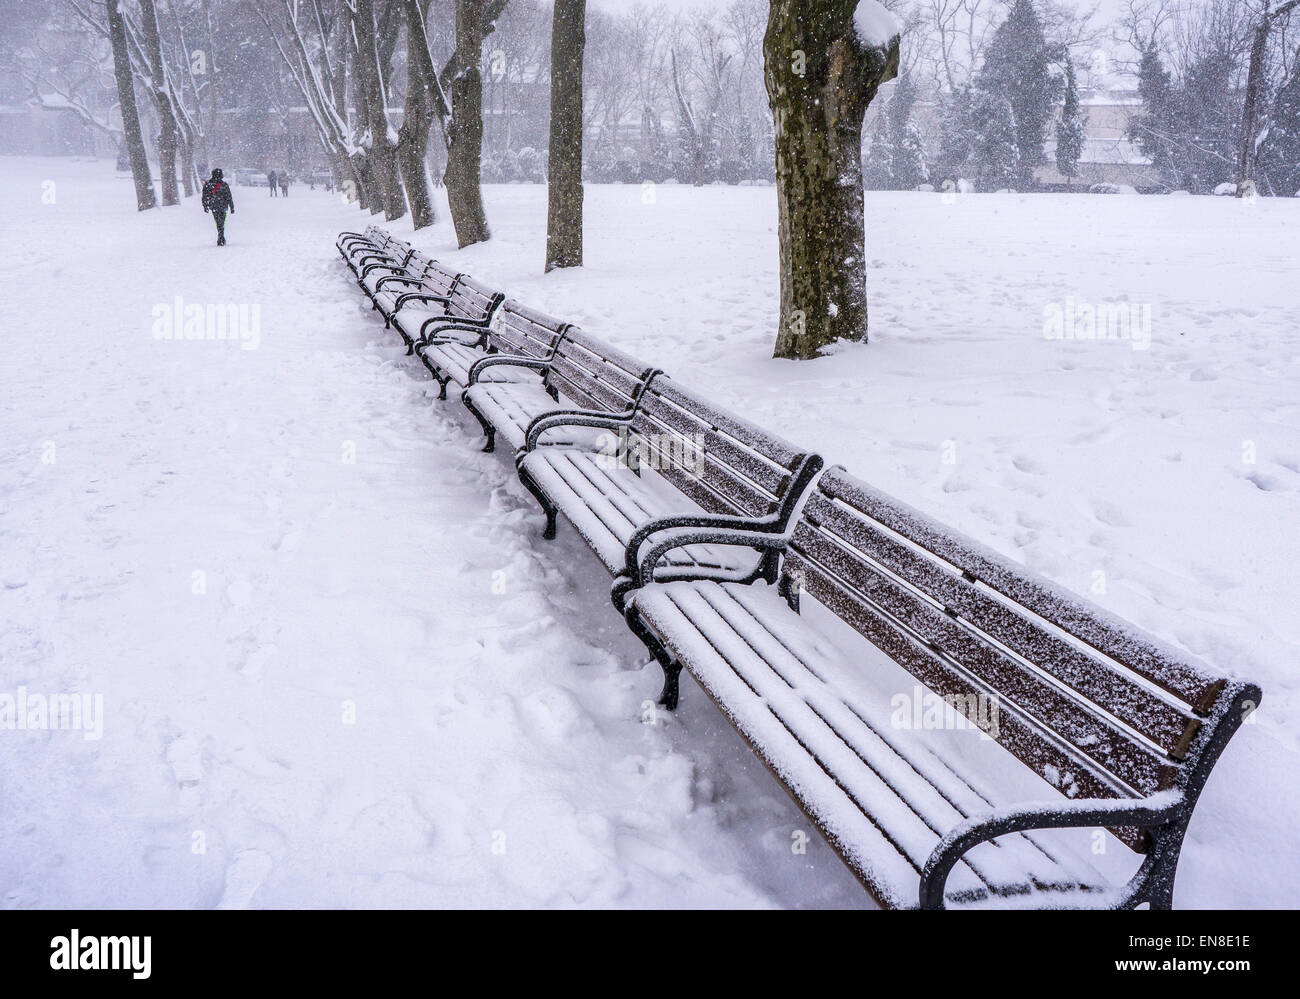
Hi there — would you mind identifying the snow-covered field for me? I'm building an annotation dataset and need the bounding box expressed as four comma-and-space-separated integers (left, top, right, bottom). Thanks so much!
1, 156, 1296, 908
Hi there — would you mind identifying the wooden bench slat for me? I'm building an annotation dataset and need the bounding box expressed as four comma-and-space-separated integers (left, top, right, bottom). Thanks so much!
791, 522, 1178, 796
817, 470, 1226, 712
786, 554, 1151, 851
801, 494, 1201, 757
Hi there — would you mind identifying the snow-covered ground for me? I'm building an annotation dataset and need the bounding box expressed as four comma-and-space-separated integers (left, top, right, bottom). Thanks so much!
1, 157, 1296, 908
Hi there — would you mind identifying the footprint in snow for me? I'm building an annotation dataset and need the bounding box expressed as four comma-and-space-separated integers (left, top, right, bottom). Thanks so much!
166, 736, 203, 787
216, 849, 274, 910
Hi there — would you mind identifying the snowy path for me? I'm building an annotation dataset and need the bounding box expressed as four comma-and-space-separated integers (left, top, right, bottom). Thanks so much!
0, 160, 861, 908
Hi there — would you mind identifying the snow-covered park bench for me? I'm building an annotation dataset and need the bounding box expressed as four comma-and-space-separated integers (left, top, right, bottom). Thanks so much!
418, 298, 568, 401
620, 465, 1262, 909
389, 274, 505, 360
462, 325, 659, 456
512, 373, 824, 612
360, 253, 460, 327
337, 226, 411, 278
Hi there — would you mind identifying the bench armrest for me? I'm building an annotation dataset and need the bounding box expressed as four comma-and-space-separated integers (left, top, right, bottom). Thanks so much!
394, 291, 453, 311
416, 324, 490, 350
630, 525, 790, 588
466, 354, 553, 385
416, 313, 490, 341
624, 513, 786, 585
360, 260, 406, 280
918, 791, 1185, 909
523, 410, 636, 452
352, 249, 399, 269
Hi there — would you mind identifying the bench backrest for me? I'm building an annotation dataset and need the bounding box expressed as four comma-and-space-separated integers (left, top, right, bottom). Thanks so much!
407, 257, 460, 299
780, 466, 1255, 851
484, 300, 569, 360
626, 376, 815, 521
445, 275, 502, 323
543, 329, 656, 415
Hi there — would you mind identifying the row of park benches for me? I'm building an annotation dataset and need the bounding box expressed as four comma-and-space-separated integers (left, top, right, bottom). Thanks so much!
337, 223, 1260, 910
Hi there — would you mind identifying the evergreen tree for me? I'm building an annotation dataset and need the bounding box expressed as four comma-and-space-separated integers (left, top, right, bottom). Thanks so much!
976, 0, 1060, 189
1261, 67, 1300, 196
934, 86, 977, 185
970, 89, 1021, 190
864, 110, 894, 189
1128, 42, 1179, 188
1055, 59, 1087, 187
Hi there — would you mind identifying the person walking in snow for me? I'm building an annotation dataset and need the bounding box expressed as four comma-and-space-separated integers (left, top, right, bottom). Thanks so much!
201, 168, 235, 246
267, 169, 278, 196
279, 173, 290, 197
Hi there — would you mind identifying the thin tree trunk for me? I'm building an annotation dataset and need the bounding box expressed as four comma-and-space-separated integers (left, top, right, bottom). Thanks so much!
353, 0, 407, 220
443, 0, 498, 247
545, 0, 585, 271
398, 0, 438, 229
1237, 1, 1300, 196
764, 0, 899, 359
139, 0, 181, 206
107, 0, 157, 211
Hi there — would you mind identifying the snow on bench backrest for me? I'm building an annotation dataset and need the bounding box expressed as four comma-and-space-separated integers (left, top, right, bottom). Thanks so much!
780, 466, 1243, 852
486, 300, 567, 359
544, 330, 654, 415
628, 376, 811, 520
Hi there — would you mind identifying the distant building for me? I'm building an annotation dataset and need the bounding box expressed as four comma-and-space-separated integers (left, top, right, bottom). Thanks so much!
1039, 86, 1157, 188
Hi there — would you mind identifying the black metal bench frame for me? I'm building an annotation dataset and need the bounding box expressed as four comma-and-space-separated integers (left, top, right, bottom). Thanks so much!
619, 465, 1261, 909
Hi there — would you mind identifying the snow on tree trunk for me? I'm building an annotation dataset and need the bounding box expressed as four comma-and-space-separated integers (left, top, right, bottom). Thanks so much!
107, 0, 156, 212
443, 0, 503, 248
354, 0, 408, 222
139, 0, 180, 207
764, 0, 900, 359
545, 0, 585, 271
398, 0, 439, 230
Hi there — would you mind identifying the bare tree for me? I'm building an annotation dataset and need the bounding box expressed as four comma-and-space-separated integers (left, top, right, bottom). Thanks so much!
545, 0, 584, 270
441, 0, 510, 247
139, 0, 183, 204
1237, 0, 1300, 194
765, 0, 900, 359
397, 0, 443, 229
107, 0, 157, 210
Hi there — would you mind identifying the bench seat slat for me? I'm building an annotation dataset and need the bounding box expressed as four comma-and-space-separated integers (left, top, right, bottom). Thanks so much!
633, 580, 1115, 906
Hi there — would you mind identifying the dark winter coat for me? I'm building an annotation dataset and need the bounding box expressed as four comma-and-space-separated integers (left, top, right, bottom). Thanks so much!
202, 178, 235, 214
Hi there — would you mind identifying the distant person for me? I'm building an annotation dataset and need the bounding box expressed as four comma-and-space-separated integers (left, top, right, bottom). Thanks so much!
267, 169, 278, 196
201, 168, 235, 246
279, 173, 289, 197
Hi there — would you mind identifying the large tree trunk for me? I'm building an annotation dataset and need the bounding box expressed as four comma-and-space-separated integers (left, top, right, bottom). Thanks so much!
764, 1, 899, 359
139, 0, 181, 206
107, 0, 156, 211
443, 0, 499, 247
545, 0, 585, 271
353, 0, 407, 220
398, 0, 439, 230
1237, 1, 1300, 196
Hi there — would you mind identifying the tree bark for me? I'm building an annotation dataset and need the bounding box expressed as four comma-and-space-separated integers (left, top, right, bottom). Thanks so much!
139, 0, 181, 206
764, 0, 899, 359
443, 0, 506, 247
545, 0, 585, 270
107, 0, 157, 211
1237, 1, 1300, 196
353, 0, 407, 220
398, 0, 439, 229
